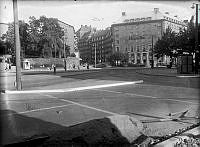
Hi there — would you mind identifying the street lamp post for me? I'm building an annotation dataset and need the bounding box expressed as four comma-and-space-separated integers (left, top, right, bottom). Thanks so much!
151, 35, 154, 68
195, 4, 199, 74
63, 35, 66, 71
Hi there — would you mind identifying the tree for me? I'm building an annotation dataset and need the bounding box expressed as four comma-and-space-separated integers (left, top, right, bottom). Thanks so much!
175, 17, 196, 55
154, 27, 177, 58
155, 16, 199, 58
35, 16, 64, 58
0, 38, 12, 55
2, 21, 32, 58
3, 16, 64, 58
107, 52, 128, 66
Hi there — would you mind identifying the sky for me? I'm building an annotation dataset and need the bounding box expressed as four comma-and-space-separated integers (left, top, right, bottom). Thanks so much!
0, 0, 199, 35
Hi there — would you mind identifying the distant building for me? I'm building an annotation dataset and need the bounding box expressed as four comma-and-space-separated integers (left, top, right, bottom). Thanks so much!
58, 20, 75, 55
78, 27, 113, 64
76, 25, 92, 40
76, 25, 94, 60
90, 28, 112, 64
111, 8, 187, 67
74, 34, 80, 58
78, 31, 92, 63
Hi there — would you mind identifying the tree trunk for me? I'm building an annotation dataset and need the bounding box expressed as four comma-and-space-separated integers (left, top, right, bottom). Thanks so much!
54, 40, 56, 58
50, 45, 53, 58
169, 54, 173, 68
59, 50, 61, 58
42, 44, 45, 58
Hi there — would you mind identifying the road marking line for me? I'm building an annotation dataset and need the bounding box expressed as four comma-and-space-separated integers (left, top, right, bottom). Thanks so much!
160, 98, 198, 104
5, 80, 143, 94
136, 83, 198, 90
93, 89, 197, 105
94, 89, 157, 98
18, 104, 75, 114
42, 94, 118, 115
177, 75, 200, 78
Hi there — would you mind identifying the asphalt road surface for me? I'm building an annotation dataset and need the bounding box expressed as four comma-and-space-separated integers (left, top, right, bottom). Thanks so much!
1, 69, 199, 145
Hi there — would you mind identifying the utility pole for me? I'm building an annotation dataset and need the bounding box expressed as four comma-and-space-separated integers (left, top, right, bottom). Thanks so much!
151, 35, 154, 68
195, 4, 199, 74
95, 43, 96, 68
13, 0, 22, 90
63, 35, 66, 71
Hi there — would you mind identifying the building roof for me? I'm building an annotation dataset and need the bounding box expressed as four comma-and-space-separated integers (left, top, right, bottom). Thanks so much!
111, 19, 163, 27
58, 20, 75, 32
79, 31, 92, 40
113, 8, 186, 25
58, 20, 74, 28
91, 29, 111, 38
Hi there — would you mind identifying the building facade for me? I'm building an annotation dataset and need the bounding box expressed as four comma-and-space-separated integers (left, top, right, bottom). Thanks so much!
111, 8, 187, 67
76, 25, 93, 59
78, 31, 92, 63
90, 28, 112, 64
78, 27, 113, 64
58, 20, 75, 55
76, 25, 92, 40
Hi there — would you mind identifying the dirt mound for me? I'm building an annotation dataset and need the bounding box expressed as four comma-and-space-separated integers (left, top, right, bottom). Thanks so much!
40, 115, 151, 146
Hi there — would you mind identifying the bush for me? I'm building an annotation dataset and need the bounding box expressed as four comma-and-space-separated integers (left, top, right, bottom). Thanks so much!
128, 63, 145, 67
96, 63, 107, 68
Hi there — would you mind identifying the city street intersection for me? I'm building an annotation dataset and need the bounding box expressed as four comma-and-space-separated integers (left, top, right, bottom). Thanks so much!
1, 68, 199, 145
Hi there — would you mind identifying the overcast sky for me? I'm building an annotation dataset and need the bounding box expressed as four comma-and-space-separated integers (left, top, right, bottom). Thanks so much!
0, 0, 199, 35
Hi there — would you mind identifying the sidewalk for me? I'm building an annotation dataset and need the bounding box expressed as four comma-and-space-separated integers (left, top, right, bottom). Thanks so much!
1, 66, 101, 76
154, 125, 200, 147
135, 67, 200, 78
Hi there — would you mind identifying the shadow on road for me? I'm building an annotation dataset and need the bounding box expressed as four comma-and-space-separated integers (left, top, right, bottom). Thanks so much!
0, 109, 65, 146
0, 109, 150, 146
60, 69, 200, 89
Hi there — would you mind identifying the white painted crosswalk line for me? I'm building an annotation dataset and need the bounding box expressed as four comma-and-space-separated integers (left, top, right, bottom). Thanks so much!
5, 80, 143, 94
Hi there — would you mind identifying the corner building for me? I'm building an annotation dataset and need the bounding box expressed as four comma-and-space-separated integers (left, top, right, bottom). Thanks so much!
58, 20, 75, 55
111, 8, 187, 67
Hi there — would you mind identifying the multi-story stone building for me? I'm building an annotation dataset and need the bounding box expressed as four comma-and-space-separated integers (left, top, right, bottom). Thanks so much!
74, 34, 80, 58
58, 20, 75, 55
111, 8, 187, 67
76, 25, 93, 59
78, 27, 113, 64
90, 28, 112, 64
76, 25, 92, 41
78, 31, 92, 63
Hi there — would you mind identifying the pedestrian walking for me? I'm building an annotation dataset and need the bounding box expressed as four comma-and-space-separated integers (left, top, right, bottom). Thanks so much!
52, 64, 56, 74
87, 63, 89, 69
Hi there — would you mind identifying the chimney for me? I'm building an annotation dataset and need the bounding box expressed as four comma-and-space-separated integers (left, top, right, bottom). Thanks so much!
154, 8, 159, 14
122, 12, 126, 16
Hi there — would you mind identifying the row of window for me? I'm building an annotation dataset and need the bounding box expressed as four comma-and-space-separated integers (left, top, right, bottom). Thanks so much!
114, 23, 162, 32
91, 33, 112, 41
124, 17, 152, 23
79, 40, 112, 47
163, 16, 184, 25
166, 23, 182, 31
128, 35, 145, 40
116, 45, 151, 52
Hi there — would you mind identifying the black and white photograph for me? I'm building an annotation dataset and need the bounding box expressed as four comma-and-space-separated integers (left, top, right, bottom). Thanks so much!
0, 0, 200, 146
